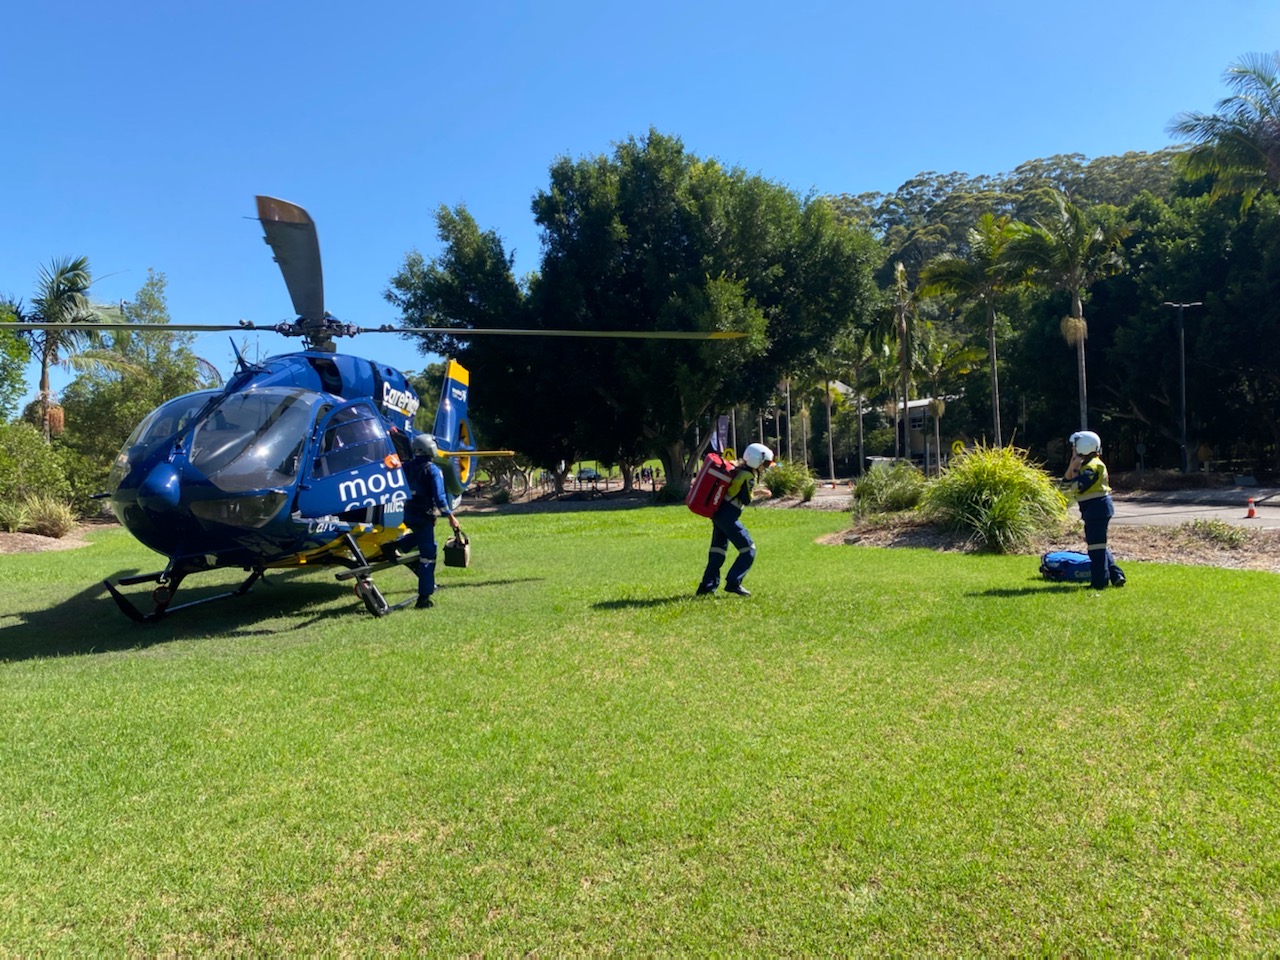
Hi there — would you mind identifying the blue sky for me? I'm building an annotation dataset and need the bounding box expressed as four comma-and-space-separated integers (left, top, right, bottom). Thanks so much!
4, 0, 1277, 406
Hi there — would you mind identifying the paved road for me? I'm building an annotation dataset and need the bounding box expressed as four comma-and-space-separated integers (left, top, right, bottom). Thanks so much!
1113, 488, 1280, 529
812, 482, 1280, 530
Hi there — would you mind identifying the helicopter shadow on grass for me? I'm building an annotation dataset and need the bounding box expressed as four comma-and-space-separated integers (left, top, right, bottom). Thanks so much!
1, 570, 554, 661
2, 568, 373, 661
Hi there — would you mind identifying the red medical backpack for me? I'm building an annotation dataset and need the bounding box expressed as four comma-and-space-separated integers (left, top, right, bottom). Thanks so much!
686, 452, 735, 517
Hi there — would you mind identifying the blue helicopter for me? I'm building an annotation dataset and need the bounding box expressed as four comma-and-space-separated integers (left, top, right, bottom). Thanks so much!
102, 350, 478, 620
5, 196, 742, 621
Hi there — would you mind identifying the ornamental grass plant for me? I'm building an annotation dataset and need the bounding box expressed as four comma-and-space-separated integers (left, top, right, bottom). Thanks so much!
850, 460, 926, 516
20, 496, 78, 539
922, 443, 1068, 553
763, 459, 818, 500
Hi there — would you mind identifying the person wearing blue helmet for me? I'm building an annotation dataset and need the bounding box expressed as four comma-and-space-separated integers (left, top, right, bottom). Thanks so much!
397, 433, 462, 608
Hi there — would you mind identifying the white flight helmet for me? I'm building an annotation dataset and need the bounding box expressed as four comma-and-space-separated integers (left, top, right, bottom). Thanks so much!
1070, 431, 1101, 456
411, 433, 439, 458
743, 442, 775, 470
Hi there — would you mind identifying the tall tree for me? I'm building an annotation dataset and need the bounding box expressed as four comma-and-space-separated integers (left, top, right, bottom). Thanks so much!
391, 131, 879, 487
1169, 51, 1280, 213
1006, 194, 1129, 430
21, 257, 135, 439
0, 298, 31, 420
920, 212, 1021, 446
888, 262, 920, 459
914, 323, 984, 475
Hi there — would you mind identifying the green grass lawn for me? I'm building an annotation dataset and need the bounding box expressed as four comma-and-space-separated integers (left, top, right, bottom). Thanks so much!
2, 505, 1279, 952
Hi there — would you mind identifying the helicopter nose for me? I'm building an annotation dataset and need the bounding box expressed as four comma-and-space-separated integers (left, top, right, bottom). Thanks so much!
137, 462, 181, 511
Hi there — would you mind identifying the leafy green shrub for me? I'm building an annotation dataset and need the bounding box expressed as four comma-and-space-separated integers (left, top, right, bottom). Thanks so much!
0, 422, 72, 504
0, 499, 31, 533
922, 444, 1067, 553
763, 460, 817, 500
851, 460, 926, 516
53, 445, 108, 516
20, 495, 78, 539
1181, 518, 1246, 548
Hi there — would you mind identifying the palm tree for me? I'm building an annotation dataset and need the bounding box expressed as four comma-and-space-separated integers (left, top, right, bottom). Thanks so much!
1168, 51, 1280, 212
1005, 194, 1129, 431
919, 213, 1020, 446
888, 262, 919, 459
832, 326, 888, 476
914, 323, 984, 476
25, 257, 136, 439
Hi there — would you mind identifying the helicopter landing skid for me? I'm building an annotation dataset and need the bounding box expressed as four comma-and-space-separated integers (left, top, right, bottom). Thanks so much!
104, 569, 264, 623
332, 534, 421, 617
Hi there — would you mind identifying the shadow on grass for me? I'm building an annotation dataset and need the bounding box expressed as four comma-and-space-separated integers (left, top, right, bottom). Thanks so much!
436, 578, 545, 590
973, 583, 1085, 597
0, 569, 344, 661
463, 491, 681, 515
592, 594, 697, 610
1, 570, 553, 662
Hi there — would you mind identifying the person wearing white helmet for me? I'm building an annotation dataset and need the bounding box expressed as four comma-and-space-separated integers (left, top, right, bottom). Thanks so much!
1062, 430, 1126, 590
391, 432, 462, 608
696, 441, 774, 597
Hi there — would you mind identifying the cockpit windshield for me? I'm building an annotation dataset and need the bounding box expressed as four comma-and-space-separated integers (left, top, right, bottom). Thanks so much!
109, 389, 221, 490
188, 388, 324, 492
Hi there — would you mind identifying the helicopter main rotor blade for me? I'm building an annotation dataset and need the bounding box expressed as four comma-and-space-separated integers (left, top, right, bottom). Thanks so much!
0, 321, 259, 333
0, 321, 746, 340
256, 196, 325, 323
369, 326, 748, 340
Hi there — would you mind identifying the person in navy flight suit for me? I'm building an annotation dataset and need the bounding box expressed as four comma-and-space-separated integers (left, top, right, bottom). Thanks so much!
396, 433, 462, 609
697, 442, 774, 597
1062, 430, 1126, 591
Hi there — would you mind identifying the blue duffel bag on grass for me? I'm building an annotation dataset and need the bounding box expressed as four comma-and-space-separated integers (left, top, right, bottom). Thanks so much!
1039, 550, 1092, 582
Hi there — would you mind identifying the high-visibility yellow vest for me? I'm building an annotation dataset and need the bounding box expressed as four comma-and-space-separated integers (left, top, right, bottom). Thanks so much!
1074, 455, 1111, 502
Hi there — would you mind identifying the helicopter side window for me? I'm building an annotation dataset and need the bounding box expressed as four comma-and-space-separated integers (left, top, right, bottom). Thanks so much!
312, 405, 389, 479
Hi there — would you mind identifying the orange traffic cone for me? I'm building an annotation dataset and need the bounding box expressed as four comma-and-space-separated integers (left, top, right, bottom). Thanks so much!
1246, 497, 1257, 519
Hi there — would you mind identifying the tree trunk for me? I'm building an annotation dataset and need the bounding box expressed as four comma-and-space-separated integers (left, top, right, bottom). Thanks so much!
801, 406, 809, 469
987, 302, 1002, 446
933, 413, 942, 477
659, 440, 695, 494
553, 464, 570, 496
1074, 293, 1088, 430
39, 347, 54, 442
785, 379, 792, 461
825, 379, 836, 482
856, 391, 865, 477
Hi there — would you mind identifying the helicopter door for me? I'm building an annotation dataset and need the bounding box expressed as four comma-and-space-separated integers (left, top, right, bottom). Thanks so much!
296, 401, 408, 525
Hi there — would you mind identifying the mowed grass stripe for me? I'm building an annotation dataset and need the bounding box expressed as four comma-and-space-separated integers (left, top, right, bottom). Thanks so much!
1, 506, 1278, 952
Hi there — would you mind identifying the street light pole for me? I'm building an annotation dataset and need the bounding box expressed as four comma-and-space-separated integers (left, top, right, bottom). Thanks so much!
1163, 301, 1203, 475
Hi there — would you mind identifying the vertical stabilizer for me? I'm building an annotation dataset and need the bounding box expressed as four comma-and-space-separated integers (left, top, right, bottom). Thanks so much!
433, 359, 476, 488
